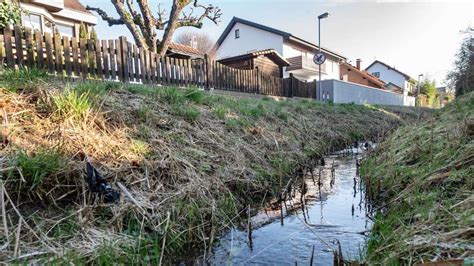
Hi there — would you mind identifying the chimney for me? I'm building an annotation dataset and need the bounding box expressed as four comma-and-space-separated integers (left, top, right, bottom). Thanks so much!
356, 59, 362, 70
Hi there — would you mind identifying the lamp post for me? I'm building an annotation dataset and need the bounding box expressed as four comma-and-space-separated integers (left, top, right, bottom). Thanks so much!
417, 74, 423, 95
318, 12, 329, 100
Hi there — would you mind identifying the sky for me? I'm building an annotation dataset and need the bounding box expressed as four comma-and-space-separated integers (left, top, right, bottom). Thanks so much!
81, 0, 474, 86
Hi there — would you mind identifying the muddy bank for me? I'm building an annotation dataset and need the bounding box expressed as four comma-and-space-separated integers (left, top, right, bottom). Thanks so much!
361, 92, 473, 264
0, 69, 432, 263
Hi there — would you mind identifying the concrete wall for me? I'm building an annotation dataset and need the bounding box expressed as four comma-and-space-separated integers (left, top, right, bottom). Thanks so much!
215, 22, 284, 60
320, 79, 415, 106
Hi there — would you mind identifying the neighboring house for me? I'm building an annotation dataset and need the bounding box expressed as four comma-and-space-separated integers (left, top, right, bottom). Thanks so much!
340, 59, 385, 89
167, 42, 204, 59
19, 0, 97, 38
365, 60, 417, 95
217, 49, 290, 78
214, 17, 346, 81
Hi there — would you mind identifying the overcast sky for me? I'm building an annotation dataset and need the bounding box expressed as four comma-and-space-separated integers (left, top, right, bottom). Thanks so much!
82, 0, 474, 86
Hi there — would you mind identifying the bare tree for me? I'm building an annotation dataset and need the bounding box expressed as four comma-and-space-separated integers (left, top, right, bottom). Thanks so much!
86, 0, 221, 57
174, 31, 215, 54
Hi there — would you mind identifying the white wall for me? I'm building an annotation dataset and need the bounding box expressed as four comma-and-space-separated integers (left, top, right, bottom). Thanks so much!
215, 22, 284, 60
321, 79, 415, 106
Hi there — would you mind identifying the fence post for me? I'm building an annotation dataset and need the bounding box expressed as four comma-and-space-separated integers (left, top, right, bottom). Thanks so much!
313, 79, 317, 99
256, 67, 260, 94
289, 73, 294, 98
119, 36, 129, 83
204, 54, 210, 90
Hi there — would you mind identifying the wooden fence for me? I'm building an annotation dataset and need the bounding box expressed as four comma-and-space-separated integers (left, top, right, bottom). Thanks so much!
0, 26, 317, 98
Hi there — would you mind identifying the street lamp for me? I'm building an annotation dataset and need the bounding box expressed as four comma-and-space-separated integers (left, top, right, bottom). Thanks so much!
318, 12, 329, 101
417, 74, 423, 95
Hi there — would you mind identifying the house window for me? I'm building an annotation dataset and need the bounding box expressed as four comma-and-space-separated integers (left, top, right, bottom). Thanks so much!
372, 72, 380, 78
56, 23, 74, 37
235, 29, 240, 39
22, 13, 42, 32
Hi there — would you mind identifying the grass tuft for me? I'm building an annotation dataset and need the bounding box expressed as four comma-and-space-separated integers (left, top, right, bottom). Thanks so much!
13, 148, 65, 191
52, 87, 93, 122
0, 67, 48, 92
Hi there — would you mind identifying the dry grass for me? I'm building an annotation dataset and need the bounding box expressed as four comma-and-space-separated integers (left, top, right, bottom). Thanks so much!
0, 69, 433, 263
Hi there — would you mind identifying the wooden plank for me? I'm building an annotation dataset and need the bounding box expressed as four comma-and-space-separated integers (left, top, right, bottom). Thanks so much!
54, 33, 63, 74
24, 28, 34, 67
14, 26, 24, 66
63, 36, 72, 77
109, 40, 116, 80
95, 39, 103, 79
127, 42, 133, 82
44, 32, 54, 73
150, 52, 156, 84
79, 38, 87, 78
0, 35, 3, 65
162, 56, 168, 85
87, 39, 96, 77
131, 45, 138, 82
33, 30, 44, 69
115, 39, 123, 81
156, 55, 161, 85
71, 37, 79, 77
102, 40, 110, 80
120, 37, 129, 83
3, 27, 14, 67
138, 47, 145, 83
145, 50, 151, 84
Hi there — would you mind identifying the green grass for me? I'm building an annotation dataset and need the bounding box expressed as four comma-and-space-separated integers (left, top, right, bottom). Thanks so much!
172, 104, 200, 121
13, 148, 65, 191
52, 87, 93, 122
0, 67, 48, 92
360, 92, 473, 264
136, 105, 152, 122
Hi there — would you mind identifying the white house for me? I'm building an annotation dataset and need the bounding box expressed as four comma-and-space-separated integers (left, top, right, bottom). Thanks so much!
19, 0, 97, 38
214, 17, 346, 81
365, 60, 417, 95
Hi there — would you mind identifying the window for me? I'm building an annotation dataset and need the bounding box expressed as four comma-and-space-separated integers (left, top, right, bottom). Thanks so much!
22, 13, 42, 32
235, 29, 240, 39
372, 72, 380, 78
56, 23, 74, 37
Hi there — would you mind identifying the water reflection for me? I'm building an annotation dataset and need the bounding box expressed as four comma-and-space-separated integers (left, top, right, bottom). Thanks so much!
194, 146, 373, 265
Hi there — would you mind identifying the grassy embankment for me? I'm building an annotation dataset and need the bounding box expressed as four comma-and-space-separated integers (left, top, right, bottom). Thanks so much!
361, 92, 473, 264
0, 68, 431, 263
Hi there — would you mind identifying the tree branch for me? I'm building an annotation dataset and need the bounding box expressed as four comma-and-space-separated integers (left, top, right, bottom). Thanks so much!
86, 6, 124, 26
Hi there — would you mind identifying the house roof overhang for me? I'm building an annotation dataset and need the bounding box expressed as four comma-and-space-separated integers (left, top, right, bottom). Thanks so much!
167, 42, 204, 59
215, 17, 347, 61
218, 49, 290, 67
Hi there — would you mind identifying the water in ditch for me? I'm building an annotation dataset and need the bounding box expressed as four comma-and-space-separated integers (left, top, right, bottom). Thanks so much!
191, 146, 373, 265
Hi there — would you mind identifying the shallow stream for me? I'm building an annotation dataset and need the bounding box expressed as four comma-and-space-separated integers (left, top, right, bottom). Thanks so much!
192, 147, 373, 265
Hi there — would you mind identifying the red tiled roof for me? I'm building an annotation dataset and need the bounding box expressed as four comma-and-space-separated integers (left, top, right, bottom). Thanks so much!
342, 62, 386, 88
168, 42, 203, 56
64, 0, 90, 14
